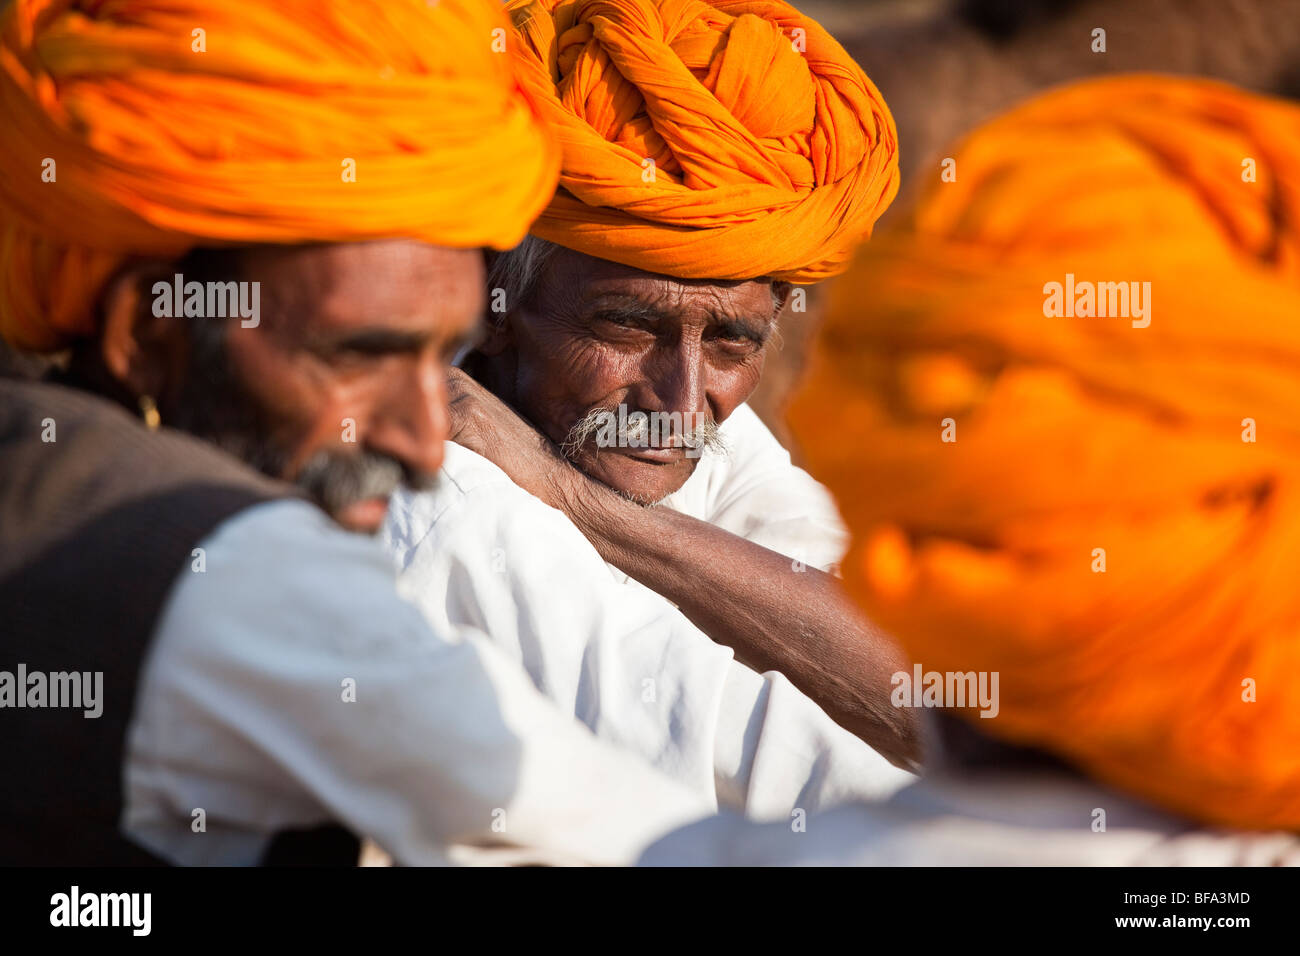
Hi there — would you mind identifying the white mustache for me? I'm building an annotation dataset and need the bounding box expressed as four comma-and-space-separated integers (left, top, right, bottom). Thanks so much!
561, 406, 728, 460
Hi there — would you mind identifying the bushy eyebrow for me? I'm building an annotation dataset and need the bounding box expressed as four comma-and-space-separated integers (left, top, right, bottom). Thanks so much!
323, 327, 430, 353
581, 292, 774, 339
581, 293, 673, 324
712, 315, 773, 341
313, 318, 480, 357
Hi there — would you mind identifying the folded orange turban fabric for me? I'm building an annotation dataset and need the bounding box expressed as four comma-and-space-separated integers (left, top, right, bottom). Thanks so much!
791, 75, 1300, 830
505, 0, 899, 282
0, 0, 559, 351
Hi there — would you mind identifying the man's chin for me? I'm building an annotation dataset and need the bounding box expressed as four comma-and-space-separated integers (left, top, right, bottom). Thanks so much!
331, 496, 392, 534
578, 447, 696, 505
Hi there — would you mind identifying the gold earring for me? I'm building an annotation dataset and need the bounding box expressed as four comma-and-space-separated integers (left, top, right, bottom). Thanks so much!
139, 394, 161, 431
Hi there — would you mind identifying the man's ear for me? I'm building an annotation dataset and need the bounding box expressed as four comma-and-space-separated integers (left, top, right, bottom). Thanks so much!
475, 310, 516, 357
99, 261, 190, 402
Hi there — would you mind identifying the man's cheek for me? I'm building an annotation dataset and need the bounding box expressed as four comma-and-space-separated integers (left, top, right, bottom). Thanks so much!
512, 352, 578, 420
229, 333, 326, 420
712, 361, 765, 417
314, 390, 372, 450
566, 344, 642, 401
515, 341, 617, 433
277, 387, 369, 475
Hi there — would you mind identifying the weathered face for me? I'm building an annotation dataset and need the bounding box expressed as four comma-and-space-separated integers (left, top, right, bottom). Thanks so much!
485, 247, 781, 504
157, 240, 482, 532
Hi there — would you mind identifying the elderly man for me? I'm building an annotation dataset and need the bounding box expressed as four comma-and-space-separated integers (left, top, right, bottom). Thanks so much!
0, 0, 713, 865
647, 74, 1300, 864
384, 0, 918, 820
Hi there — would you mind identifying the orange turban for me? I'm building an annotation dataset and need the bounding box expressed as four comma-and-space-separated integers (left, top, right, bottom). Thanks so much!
790, 75, 1300, 830
505, 0, 898, 282
0, 0, 559, 351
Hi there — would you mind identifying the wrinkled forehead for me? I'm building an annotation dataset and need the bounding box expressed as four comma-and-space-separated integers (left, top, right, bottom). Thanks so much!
539, 246, 781, 320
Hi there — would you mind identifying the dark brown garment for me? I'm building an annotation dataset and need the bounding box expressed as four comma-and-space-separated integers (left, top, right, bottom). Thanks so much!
0, 378, 352, 865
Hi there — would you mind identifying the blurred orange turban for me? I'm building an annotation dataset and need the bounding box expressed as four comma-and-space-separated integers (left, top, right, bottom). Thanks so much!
0, 0, 559, 351
791, 75, 1300, 830
505, 0, 899, 282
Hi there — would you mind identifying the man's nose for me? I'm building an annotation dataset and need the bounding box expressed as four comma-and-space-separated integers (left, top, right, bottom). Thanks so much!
366, 357, 448, 479
637, 339, 707, 416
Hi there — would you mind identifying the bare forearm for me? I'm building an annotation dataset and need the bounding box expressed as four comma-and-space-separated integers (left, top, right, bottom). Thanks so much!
565, 480, 920, 768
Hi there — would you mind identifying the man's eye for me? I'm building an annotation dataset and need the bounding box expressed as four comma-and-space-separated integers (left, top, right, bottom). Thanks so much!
594, 313, 653, 333
325, 343, 401, 368
710, 326, 764, 349
334, 344, 384, 360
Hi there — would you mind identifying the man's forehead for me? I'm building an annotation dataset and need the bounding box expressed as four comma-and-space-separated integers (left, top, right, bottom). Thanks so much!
544, 247, 775, 320
247, 241, 482, 332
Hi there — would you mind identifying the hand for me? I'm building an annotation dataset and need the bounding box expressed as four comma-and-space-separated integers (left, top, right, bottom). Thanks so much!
444, 367, 584, 512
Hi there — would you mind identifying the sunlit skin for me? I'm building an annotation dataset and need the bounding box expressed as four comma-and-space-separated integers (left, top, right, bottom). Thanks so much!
101, 240, 482, 533
475, 246, 780, 503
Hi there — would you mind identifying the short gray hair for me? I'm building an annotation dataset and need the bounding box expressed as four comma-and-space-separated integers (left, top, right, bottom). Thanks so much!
486, 234, 561, 321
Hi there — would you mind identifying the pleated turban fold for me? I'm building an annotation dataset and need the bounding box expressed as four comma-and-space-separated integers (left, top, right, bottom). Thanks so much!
505, 0, 899, 282
0, 0, 560, 351
790, 75, 1300, 830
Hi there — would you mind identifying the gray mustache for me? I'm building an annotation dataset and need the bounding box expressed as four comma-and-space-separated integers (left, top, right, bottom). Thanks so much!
294, 449, 436, 518
561, 406, 729, 460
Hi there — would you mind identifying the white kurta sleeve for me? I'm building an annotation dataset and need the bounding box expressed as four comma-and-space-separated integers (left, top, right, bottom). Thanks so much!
124, 498, 711, 866
384, 445, 912, 822
701, 404, 850, 573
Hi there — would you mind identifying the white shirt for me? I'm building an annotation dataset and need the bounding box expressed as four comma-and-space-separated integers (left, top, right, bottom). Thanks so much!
644, 402, 848, 575
640, 768, 1300, 866
382, 432, 911, 820
123, 499, 712, 866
